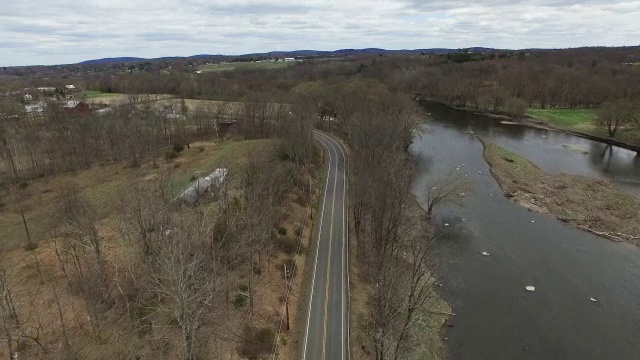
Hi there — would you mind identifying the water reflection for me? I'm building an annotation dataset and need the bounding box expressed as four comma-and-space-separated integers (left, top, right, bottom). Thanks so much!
420, 100, 640, 197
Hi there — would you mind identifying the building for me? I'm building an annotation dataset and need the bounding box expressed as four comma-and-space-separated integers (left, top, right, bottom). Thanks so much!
65, 85, 77, 91
284, 57, 296, 62
177, 168, 228, 204
63, 100, 91, 113
25, 102, 46, 115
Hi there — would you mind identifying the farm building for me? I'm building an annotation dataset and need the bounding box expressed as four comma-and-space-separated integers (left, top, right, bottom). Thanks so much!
177, 168, 228, 204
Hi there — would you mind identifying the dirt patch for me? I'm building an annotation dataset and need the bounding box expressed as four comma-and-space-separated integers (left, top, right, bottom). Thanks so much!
480, 138, 640, 246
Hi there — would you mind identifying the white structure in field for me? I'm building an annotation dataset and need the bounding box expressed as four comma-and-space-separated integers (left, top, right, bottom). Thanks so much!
177, 168, 228, 204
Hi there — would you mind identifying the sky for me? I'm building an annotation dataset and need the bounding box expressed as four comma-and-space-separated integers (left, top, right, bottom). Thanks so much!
1, 0, 639, 66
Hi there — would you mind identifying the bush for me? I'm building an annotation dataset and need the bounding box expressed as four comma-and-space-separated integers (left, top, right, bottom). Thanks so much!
505, 97, 528, 119
277, 227, 288, 236
240, 326, 276, 359
276, 236, 297, 255
164, 147, 179, 160
234, 294, 248, 308
239, 283, 249, 292
172, 143, 185, 153
24, 241, 38, 251
18, 182, 29, 189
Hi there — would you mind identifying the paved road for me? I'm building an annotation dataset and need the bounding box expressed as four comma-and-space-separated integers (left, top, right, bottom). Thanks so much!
303, 131, 349, 360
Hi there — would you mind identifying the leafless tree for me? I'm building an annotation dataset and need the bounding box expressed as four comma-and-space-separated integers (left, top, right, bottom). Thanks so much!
422, 171, 471, 216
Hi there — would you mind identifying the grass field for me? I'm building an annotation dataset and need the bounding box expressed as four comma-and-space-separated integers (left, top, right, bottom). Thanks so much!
527, 107, 639, 146
81, 90, 121, 99
197, 61, 294, 73
0, 139, 273, 250
526, 108, 598, 130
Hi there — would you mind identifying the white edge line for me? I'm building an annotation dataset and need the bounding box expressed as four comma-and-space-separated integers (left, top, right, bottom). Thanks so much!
303, 133, 332, 360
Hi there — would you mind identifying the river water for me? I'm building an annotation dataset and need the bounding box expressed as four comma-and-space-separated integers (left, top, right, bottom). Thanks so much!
410, 101, 640, 359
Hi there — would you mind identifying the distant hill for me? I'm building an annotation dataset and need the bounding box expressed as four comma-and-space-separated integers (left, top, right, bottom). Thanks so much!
78, 57, 147, 65
76, 48, 512, 65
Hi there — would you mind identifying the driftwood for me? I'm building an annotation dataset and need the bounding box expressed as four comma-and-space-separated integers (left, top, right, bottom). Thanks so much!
585, 228, 624, 242
617, 232, 640, 240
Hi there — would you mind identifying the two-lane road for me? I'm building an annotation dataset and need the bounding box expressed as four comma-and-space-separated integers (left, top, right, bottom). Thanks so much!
303, 131, 349, 360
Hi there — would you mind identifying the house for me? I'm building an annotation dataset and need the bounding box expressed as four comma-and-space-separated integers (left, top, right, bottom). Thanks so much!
25, 102, 46, 114
23, 94, 33, 102
94, 107, 113, 116
284, 57, 296, 62
65, 85, 77, 91
63, 100, 91, 113
37, 87, 56, 93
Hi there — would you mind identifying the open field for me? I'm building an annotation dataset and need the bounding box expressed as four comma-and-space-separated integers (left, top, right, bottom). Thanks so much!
526, 108, 598, 130
481, 138, 640, 246
526, 107, 640, 147
0, 137, 320, 359
0, 139, 271, 250
197, 61, 294, 73
80, 90, 121, 99
85, 93, 173, 105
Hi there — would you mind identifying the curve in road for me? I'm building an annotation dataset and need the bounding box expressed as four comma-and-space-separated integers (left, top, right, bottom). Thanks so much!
303, 131, 349, 360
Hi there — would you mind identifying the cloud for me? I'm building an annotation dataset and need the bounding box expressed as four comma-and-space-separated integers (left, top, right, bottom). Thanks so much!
0, 0, 639, 66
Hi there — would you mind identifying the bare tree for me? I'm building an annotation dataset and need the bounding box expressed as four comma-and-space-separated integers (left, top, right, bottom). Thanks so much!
422, 171, 471, 216
151, 212, 221, 360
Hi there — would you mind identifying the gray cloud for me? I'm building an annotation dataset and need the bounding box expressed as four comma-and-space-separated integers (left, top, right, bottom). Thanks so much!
0, 0, 639, 66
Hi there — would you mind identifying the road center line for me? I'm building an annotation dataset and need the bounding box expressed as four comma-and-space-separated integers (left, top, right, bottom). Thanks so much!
322, 137, 339, 359
302, 134, 333, 360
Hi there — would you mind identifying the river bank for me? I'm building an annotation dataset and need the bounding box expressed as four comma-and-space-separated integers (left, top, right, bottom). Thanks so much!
417, 97, 640, 153
480, 138, 640, 246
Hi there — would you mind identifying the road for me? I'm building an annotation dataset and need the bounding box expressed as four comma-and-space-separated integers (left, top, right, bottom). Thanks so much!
303, 131, 349, 360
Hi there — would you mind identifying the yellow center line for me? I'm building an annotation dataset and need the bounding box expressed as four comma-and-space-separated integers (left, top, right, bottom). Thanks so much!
322, 138, 339, 360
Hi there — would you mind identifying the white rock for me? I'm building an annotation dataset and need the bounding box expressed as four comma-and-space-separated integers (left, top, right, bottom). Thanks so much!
525, 286, 536, 292
481, 252, 490, 256
530, 220, 535, 223
478, 171, 482, 174
590, 297, 598, 302
458, 192, 466, 197
444, 223, 450, 227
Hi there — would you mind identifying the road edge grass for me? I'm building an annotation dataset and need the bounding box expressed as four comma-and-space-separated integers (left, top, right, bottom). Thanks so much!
479, 137, 640, 247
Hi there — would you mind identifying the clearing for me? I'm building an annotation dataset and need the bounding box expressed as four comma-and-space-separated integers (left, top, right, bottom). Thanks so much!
0, 138, 320, 359
526, 108, 640, 147
526, 108, 597, 131
197, 61, 294, 73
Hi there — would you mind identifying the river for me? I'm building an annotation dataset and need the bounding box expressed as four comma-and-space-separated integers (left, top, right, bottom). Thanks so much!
410, 101, 640, 359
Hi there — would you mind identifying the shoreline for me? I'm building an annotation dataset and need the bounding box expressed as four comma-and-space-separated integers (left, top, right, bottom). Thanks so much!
478, 137, 640, 247
416, 97, 640, 153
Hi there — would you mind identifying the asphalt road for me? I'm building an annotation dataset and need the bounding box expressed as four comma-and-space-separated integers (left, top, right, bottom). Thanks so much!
303, 131, 349, 360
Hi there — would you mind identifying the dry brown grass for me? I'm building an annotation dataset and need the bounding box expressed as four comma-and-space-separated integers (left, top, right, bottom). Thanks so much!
482, 139, 640, 246
0, 139, 272, 250
0, 138, 322, 359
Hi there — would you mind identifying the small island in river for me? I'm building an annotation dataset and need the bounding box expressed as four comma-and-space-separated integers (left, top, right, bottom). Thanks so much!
480, 138, 640, 247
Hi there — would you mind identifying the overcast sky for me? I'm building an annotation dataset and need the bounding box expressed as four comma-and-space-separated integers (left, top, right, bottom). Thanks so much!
1, 0, 639, 66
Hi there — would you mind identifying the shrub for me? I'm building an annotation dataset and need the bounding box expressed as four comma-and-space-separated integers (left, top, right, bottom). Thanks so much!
239, 283, 249, 292
18, 182, 29, 189
277, 227, 288, 236
164, 147, 179, 160
172, 143, 185, 153
277, 236, 297, 255
240, 326, 276, 358
234, 294, 247, 308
